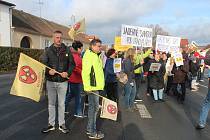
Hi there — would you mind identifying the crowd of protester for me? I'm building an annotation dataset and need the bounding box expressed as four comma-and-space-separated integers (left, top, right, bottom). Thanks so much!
40, 30, 210, 139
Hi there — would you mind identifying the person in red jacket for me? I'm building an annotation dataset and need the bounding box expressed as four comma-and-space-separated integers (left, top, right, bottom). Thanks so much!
65, 41, 84, 118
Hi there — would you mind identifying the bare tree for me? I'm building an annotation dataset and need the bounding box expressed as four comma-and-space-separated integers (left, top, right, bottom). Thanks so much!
147, 24, 169, 47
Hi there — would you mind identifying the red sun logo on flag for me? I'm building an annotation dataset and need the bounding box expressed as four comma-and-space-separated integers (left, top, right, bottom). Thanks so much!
19, 66, 37, 84
73, 23, 81, 31
107, 104, 117, 114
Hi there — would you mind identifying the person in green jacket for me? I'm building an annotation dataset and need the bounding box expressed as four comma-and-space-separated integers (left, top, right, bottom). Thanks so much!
82, 39, 105, 139
134, 48, 152, 102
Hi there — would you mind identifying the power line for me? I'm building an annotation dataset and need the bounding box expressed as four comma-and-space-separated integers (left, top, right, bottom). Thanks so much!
36, 0, 44, 18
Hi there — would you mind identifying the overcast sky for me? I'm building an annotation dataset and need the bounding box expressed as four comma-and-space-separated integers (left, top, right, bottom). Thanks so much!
7, 0, 210, 45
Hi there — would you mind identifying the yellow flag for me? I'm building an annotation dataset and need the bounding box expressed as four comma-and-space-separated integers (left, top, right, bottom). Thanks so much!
100, 97, 118, 121
10, 53, 46, 102
114, 36, 132, 52
68, 18, 85, 40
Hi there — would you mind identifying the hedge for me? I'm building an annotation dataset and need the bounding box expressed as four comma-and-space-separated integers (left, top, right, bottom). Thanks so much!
0, 47, 44, 73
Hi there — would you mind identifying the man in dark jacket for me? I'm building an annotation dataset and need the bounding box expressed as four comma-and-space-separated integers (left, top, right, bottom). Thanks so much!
41, 30, 75, 134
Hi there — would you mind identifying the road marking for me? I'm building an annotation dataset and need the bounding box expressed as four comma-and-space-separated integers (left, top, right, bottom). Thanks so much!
0, 108, 47, 139
136, 104, 152, 118
0, 110, 19, 121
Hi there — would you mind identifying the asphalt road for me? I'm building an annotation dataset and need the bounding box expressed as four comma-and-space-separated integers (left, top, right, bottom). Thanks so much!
0, 73, 210, 140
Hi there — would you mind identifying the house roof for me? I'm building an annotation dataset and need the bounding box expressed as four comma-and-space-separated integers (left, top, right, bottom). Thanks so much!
0, 0, 15, 7
180, 39, 189, 47
12, 9, 90, 44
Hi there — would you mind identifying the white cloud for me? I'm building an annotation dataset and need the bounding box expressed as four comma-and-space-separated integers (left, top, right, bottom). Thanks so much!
162, 17, 210, 45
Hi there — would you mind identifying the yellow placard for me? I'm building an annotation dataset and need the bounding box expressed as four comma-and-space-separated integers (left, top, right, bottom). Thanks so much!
114, 36, 132, 51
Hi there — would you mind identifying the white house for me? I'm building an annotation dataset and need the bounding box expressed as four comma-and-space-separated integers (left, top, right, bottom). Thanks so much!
0, 0, 15, 47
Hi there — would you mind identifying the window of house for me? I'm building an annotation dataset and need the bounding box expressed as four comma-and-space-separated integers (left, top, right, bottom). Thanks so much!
44, 39, 50, 48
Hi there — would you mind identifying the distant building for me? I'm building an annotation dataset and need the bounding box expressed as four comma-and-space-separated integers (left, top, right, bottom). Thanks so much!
0, 0, 15, 47
0, 0, 90, 49
180, 39, 189, 47
12, 9, 90, 49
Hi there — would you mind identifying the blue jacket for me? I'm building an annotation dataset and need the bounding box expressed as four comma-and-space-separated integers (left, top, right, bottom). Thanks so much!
105, 58, 117, 83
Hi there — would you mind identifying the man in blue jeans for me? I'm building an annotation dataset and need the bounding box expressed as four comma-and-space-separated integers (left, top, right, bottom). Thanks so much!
196, 65, 210, 129
82, 39, 105, 139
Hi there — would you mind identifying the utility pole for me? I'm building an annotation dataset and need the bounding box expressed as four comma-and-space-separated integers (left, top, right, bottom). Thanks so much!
71, 15, 75, 25
37, 0, 44, 18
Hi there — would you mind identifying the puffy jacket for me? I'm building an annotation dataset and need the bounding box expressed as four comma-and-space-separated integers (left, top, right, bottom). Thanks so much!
149, 60, 166, 90
189, 60, 200, 77
172, 64, 188, 84
41, 43, 75, 82
82, 49, 104, 91
69, 48, 82, 83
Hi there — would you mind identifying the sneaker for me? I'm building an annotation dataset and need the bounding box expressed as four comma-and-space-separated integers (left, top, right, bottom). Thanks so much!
74, 114, 86, 118
88, 132, 104, 139
199, 80, 204, 82
196, 124, 205, 130
135, 99, 143, 102
86, 130, 91, 135
41, 125, 55, 133
59, 124, 69, 134
65, 111, 69, 114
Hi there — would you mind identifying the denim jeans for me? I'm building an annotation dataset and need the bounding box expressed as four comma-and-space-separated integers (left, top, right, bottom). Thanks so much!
191, 76, 197, 88
152, 88, 164, 100
198, 88, 210, 126
65, 83, 83, 115
87, 92, 99, 134
124, 81, 136, 109
46, 81, 68, 126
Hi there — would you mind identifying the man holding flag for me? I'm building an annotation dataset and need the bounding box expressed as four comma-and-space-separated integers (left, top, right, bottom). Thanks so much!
41, 30, 75, 134
82, 39, 105, 139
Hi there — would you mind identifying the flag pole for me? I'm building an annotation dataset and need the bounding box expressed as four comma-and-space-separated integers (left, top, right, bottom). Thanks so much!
89, 91, 105, 99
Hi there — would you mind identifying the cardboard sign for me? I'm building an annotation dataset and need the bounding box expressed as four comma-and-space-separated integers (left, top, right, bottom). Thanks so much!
121, 24, 152, 47
113, 58, 122, 73
114, 36, 132, 51
149, 63, 161, 71
173, 52, 184, 66
156, 35, 181, 53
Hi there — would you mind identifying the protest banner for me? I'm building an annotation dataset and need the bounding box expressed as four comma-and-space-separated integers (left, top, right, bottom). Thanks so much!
156, 35, 181, 53
114, 36, 132, 51
113, 58, 122, 73
149, 63, 161, 71
121, 24, 153, 47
